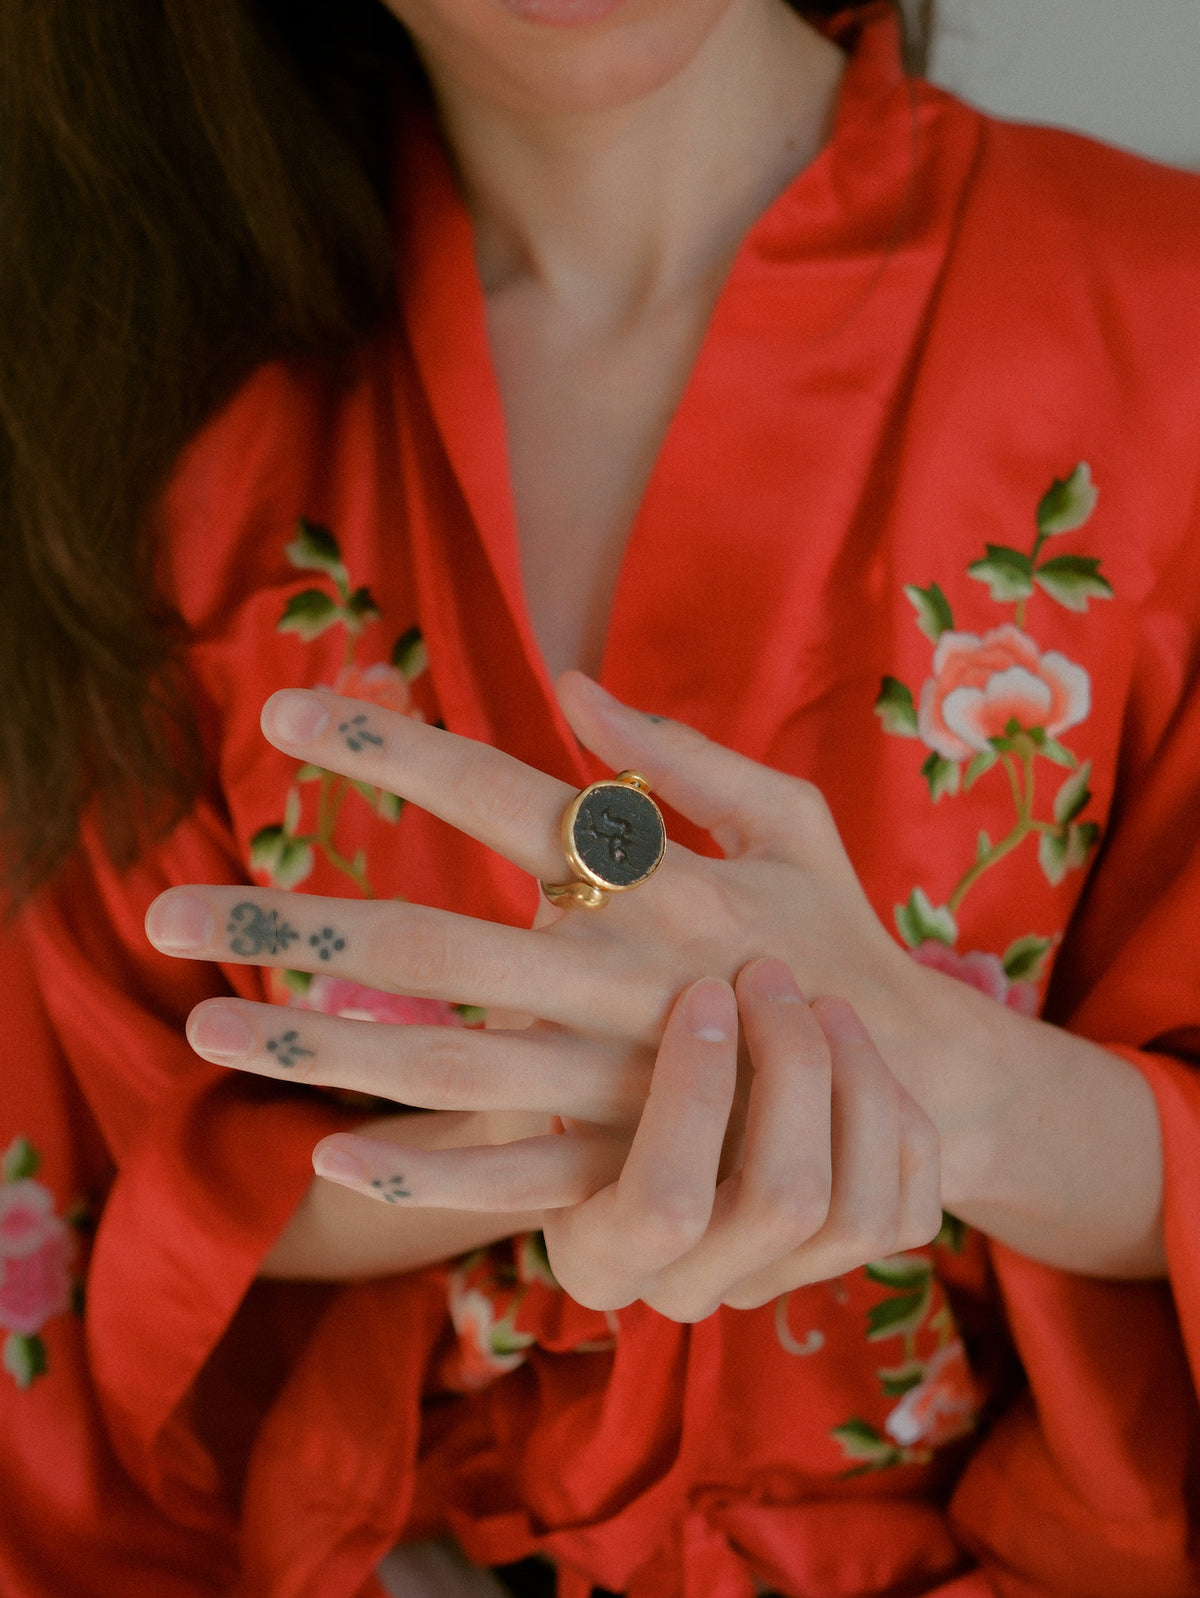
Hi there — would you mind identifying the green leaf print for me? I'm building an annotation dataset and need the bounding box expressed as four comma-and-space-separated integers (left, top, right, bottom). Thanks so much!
934, 1212, 967, 1253
392, 625, 429, 679
1002, 934, 1054, 982
876, 1361, 925, 1397
278, 589, 342, 640
920, 751, 960, 802
895, 888, 957, 950
1036, 463, 1098, 536
344, 586, 382, 632
2, 1136, 39, 1182
1038, 820, 1100, 887
249, 825, 314, 889
867, 1287, 932, 1341
865, 1254, 934, 1290
963, 747, 1000, 790
903, 582, 954, 643
1053, 759, 1093, 826
874, 676, 919, 737
1033, 555, 1113, 613
3, 1333, 47, 1389
286, 519, 348, 581
831, 1418, 904, 1469
967, 545, 1034, 603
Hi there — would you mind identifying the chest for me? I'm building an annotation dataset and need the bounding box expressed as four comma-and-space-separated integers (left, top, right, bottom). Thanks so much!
485, 282, 721, 679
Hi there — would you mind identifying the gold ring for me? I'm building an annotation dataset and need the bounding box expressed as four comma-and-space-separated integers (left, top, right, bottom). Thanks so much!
541, 771, 666, 908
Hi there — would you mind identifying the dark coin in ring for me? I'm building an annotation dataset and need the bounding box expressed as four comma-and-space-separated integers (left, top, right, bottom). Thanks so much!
569, 784, 665, 889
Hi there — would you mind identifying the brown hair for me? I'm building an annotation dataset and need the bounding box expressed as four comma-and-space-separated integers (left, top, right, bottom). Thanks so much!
0, 0, 915, 899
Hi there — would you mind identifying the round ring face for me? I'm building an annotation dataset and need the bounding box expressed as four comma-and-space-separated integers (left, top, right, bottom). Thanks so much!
566, 782, 665, 890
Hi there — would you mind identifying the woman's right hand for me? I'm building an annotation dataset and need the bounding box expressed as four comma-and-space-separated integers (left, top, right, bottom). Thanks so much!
206, 958, 941, 1322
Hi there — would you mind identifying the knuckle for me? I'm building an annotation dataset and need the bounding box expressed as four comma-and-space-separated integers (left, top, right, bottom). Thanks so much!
640, 1192, 711, 1259
463, 759, 539, 838
747, 1176, 830, 1248
418, 1033, 481, 1109
380, 914, 461, 995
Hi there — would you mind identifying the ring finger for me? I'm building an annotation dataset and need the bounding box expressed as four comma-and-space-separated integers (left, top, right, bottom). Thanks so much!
186, 998, 652, 1123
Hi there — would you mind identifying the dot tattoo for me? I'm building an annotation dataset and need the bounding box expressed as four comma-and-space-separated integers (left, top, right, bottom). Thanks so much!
227, 902, 301, 957
369, 1173, 412, 1204
338, 713, 384, 754
309, 926, 347, 962
265, 1030, 315, 1069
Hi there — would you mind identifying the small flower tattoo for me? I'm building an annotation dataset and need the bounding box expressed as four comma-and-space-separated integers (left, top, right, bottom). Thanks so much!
309, 926, 347, 962
339, 713, 384, 754
265, 1030, 315, 1069
370, 1174, 412, 1204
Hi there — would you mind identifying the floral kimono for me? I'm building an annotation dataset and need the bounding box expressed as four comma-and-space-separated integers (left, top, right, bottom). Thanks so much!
4, 8, 1200, 1596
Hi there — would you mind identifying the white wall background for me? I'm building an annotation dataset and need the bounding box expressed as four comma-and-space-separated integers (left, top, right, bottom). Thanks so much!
925, 0, 1200, 170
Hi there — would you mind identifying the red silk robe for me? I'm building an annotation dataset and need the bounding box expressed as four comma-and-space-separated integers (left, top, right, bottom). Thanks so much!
4, 9, 1200, 1595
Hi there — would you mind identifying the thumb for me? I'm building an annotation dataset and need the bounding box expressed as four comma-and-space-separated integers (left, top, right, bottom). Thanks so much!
555, 672, 822, 861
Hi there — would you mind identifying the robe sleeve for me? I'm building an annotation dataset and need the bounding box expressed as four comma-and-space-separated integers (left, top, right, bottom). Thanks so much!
948, 493, 1200, 1596
14, 795, 363, 1537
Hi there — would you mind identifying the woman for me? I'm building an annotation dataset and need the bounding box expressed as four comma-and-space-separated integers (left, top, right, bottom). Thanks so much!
2, 1, 1199, 1594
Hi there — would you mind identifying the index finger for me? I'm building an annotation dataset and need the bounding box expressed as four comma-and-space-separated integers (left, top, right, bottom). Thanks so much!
262, 688, 581, 882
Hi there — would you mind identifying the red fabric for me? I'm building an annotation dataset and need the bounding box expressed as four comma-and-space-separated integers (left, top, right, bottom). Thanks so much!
5, 9, 1200, 1595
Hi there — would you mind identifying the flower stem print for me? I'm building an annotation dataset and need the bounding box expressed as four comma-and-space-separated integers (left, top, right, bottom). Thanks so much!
876, 465, 1109, 990
250, 520, 428, 898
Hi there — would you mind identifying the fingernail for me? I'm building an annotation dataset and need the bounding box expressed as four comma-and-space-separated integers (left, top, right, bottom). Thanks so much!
815, 997, 870, 1043
313, 1142, 368, 1185
265, 690, 329, 745
684, 978, 735, 1042
745, 958, 805, 1004
188, 1006, 254, 1061
146, 893, 215, 952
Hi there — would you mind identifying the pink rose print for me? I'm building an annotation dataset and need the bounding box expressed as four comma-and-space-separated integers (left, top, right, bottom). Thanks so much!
918, 625, 1090, 763
0, 1146, 82, 1387
330, 661, 424, 722
911, 941, 1039, 1016
0, 1207, 75, 1338
884, 1340, 978, 1449
292, 975, 465, 1030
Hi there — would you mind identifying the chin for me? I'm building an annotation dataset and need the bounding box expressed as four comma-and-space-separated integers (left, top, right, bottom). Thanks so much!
384, 0, 742, 119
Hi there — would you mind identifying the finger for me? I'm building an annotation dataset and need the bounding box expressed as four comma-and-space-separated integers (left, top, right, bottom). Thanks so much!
541, 979, 738, 1311
555, 672, 827, 863
146, 886, 666, 1038
186, 998, 651, 1123
262, 688, 580, 882
311, 1126, 624, 1211
721, 997, 904, 1309
894, 1090, 944, 1252
639, 960, 835, 1320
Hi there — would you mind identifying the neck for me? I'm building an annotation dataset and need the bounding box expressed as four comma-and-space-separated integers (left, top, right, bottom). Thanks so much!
425, 2, 845, 326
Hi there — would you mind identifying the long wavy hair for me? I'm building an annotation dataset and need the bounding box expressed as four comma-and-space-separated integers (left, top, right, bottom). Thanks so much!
0, 0, 921, 898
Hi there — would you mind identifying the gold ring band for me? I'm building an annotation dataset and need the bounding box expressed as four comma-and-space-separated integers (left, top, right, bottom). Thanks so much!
540, 770, 666, 909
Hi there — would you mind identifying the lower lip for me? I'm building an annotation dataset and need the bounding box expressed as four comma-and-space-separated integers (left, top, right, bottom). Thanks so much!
495, 0, 627, 24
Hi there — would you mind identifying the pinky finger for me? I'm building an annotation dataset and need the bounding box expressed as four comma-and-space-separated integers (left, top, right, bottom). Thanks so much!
312, 1128, 624, 1211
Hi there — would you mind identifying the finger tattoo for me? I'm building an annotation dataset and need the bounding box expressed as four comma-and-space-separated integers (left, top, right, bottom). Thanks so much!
265, 1029, 315, 1069
227, 902, 301, 956
369, 1173, 412, 1204
338, 713, 384, 753
308, 926, 348, 961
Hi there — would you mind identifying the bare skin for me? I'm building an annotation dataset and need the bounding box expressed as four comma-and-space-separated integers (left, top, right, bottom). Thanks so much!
144, 0, 1166, 1304
410, 0, 844, 675
148, 683, 1164, 1308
